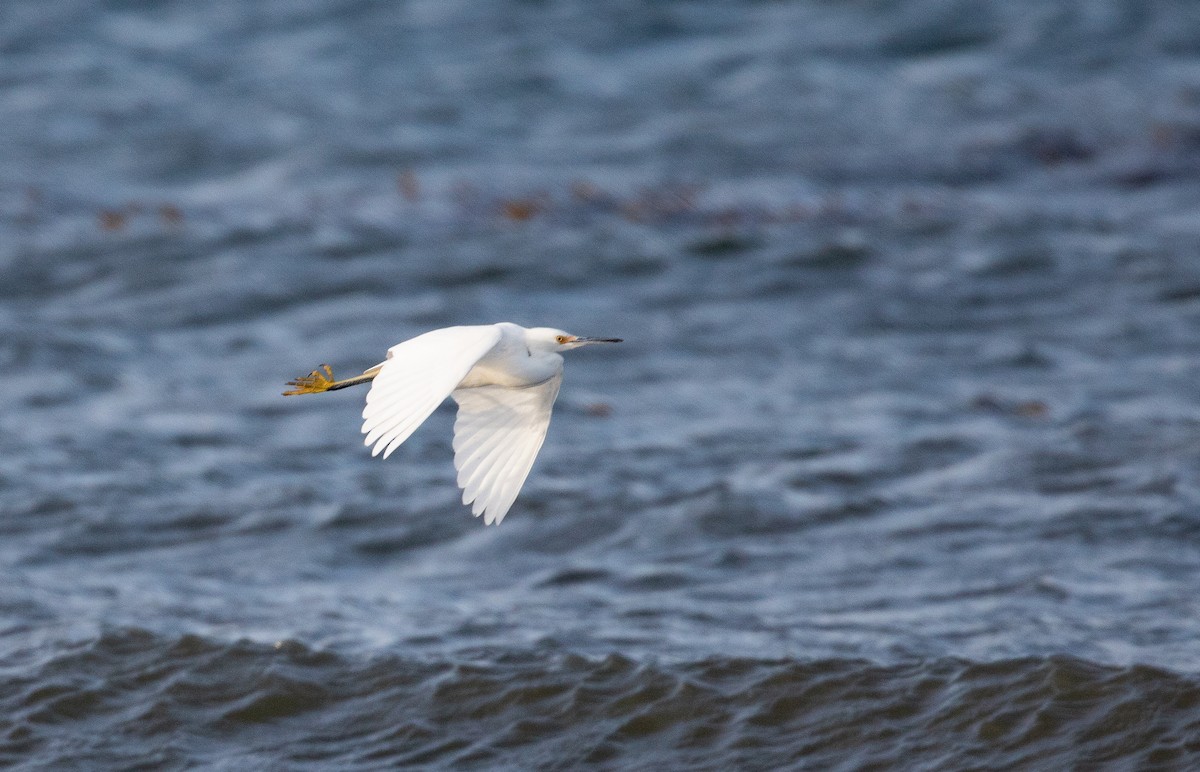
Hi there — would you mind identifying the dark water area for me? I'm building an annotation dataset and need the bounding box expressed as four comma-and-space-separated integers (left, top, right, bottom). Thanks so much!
5, 0, 1200, 767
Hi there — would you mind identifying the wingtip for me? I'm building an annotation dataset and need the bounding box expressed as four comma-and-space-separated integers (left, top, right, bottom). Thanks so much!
482, 505, 510, 526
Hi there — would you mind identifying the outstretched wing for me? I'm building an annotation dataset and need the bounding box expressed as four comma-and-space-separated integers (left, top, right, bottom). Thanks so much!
361, 325, 503, 459
451, 373, 562, 525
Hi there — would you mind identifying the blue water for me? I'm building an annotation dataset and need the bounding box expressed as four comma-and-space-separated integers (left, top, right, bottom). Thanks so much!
4, 1, 1200, 767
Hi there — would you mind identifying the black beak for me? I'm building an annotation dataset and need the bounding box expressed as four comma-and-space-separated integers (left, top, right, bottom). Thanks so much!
575, 337, 623, 343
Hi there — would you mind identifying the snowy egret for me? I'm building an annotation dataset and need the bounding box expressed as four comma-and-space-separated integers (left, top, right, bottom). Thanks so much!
284, 323, 621, 525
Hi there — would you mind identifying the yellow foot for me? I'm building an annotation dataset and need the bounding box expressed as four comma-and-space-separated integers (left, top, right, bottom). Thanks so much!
283, 364, 336, 395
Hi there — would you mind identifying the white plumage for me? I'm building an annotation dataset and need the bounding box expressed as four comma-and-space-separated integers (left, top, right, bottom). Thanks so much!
288, 322, 620, 525
450, 376, 560, 523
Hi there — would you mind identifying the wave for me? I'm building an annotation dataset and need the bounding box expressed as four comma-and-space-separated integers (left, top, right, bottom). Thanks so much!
2, 628, 1196, 769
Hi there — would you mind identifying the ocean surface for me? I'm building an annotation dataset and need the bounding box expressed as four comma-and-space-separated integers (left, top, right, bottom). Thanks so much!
4, 0, 1200, 767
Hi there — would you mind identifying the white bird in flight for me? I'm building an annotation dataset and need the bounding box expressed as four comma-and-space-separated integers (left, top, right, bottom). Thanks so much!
284, 323, 621, 525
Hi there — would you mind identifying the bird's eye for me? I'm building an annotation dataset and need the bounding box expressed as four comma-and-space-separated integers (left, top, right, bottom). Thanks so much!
555, 335, 569, 344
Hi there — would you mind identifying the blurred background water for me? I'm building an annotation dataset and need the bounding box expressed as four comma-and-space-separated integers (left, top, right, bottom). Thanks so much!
5, 0, 1200, 767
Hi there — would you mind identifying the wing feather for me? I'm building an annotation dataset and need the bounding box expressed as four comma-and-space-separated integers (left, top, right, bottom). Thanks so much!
456, 419, 514, 475
451, 374, 562, 525
360, 326, 502, 459
483, 437, 538, 519
466, 430, 523, 507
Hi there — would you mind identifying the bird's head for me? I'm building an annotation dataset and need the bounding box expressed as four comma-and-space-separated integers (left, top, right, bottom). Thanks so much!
527, 327, 623, 352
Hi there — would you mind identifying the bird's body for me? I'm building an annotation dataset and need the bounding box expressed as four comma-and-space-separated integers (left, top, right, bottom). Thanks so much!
454, 323, 563, 389
285, 323, 620, 525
